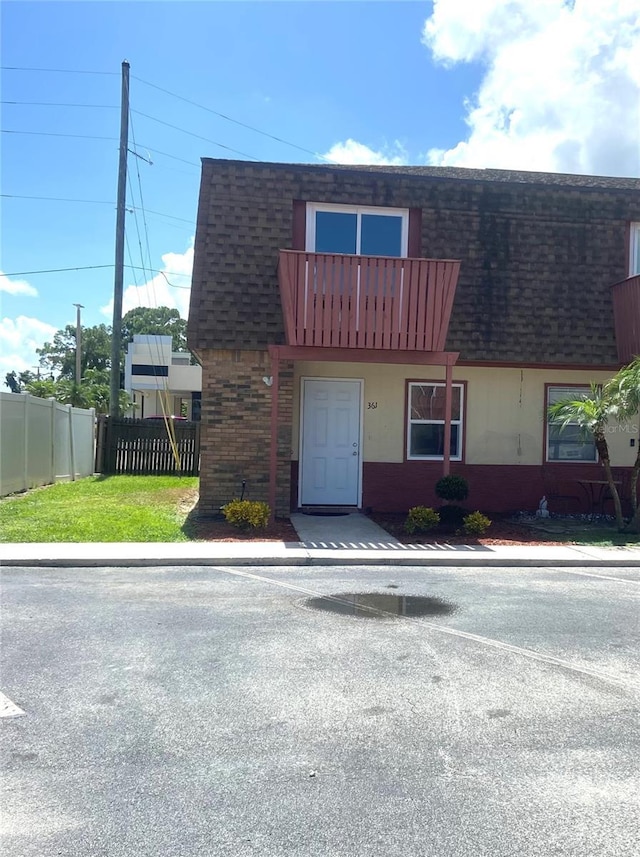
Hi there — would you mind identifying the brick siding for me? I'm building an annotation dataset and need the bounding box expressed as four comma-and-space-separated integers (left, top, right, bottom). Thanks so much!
198, 349, 292, 518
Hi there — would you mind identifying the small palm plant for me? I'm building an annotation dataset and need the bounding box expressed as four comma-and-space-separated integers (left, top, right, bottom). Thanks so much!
547, 383, 625, 530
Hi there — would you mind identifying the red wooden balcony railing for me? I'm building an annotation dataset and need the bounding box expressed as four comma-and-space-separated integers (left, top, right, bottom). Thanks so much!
612, 275, 640, 363
278, 251, 461, 351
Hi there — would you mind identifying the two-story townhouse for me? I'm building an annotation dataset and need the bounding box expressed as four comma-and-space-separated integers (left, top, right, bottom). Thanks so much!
187, 160, 640, 519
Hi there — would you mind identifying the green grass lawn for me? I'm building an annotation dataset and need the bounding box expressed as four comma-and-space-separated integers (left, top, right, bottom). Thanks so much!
511, 518, 640, 547
0, 476, 199, 542
558, 527, 640, 547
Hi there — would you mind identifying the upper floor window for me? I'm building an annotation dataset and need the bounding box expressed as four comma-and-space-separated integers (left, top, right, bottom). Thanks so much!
546, 385, 597, 462
407, 382, 464, 460
630, 223, 640, 276
306, 203, 408, 258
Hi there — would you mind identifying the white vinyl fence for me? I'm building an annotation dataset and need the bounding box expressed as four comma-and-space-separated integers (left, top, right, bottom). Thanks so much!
0, 392, 96, 497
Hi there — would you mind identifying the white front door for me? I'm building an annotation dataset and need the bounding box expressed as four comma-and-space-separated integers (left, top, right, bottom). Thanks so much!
300, 379, 362, 506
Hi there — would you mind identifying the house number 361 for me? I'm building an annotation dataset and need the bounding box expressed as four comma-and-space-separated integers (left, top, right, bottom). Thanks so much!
367, 402, 378, 409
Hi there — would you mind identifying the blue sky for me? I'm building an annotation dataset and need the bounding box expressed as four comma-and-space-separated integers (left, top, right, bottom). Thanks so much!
1, 0, 639, 377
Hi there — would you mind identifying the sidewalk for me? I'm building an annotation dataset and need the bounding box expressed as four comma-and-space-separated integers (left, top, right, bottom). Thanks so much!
1, 510, 639, 568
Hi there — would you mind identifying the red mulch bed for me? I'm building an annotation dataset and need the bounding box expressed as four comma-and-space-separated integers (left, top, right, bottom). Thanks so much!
189, 516, 300, 542
189, 511, 566, 545
368, 512, 572, 546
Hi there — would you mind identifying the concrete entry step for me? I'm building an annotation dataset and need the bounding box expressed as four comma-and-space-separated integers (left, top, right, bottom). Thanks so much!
298, 506, 357, 517
291, 510, 402, 547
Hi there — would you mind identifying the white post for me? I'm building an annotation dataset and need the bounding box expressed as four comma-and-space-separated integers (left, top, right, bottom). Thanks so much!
50, 397, 56, 483
68, 405, 76, 482
23, 393, 29, 492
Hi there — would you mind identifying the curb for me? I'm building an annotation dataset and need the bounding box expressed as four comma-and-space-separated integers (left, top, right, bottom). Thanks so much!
2, 553, 640, 569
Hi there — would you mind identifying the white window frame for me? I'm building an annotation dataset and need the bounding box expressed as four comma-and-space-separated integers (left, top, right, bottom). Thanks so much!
630, 222, 640, 276
546, 385, 598, 463
407, 382, 464, 461
306, 203, 409, 257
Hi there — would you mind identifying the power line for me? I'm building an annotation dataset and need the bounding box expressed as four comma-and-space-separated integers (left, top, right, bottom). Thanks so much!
132, 74, 331, 163
141, 207, 193, 225
2, 128, 118, 141
131, 109, 260, 161
1, 265, 113, 276
2, 129, 199, 167
142, 213, 195, 232
129, 110, 155, 278
136, 144, 199, 168
1, 193, 114, 205
1, 194, 194, 223
1, 100, 118, 108
2, 264, 191, 282
0, 65, 118, 75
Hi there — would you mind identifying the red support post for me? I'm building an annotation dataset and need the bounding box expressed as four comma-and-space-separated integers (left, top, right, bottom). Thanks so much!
443, 361, 452, 476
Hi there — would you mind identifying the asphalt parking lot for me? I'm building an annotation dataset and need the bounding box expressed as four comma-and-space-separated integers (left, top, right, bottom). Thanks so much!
2, 563, 639, 856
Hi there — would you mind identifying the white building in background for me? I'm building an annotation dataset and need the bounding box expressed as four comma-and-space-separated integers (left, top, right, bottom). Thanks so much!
124, 335, 202, 420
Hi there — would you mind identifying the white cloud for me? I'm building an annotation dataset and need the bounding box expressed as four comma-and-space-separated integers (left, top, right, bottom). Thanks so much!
0, 271, 38, 297
0, 315, 57, 378
323, 139, 408, 165
423, 0, 640, 176
101, 241, 194, 320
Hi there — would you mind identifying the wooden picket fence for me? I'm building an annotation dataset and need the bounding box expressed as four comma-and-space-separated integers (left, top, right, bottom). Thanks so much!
95, 415, 200, 476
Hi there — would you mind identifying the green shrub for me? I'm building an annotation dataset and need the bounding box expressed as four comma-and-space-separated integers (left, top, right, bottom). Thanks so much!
437, 504, 466, 528
222, 499, 270, 530
463, 511, 491, 536
404, 506, 440, 535
435, 475, 469, 503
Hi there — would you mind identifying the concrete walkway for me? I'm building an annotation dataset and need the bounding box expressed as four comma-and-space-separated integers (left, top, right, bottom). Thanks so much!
1, 510, 639, 568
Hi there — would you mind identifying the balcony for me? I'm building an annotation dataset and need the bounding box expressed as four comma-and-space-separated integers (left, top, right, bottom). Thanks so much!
278, 251, 461, 351
612, 275, 640, 363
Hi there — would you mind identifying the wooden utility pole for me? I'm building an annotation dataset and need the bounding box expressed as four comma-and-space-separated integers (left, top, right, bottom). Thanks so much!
109, 59, 130, 418
73, 303, 84, 384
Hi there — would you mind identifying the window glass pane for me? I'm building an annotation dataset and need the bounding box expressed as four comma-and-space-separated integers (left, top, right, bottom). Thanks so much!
547, 426, 596, 461
548, 386, 590, 406
547, 386, 596, 462
360, 214, 403, 257
410, 424, 459, 457
315, 211, 357, 254
410, 385, 461, 421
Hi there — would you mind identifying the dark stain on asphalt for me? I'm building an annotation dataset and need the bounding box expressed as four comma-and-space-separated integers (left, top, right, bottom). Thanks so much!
363, 705, 387, 716
11, 752, 38, 762
487, 709, 511, 719
305, 593, 457, 619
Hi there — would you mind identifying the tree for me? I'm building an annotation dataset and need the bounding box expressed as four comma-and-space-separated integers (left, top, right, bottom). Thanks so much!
24, 378, 57, 399
548, 362, 640, 534
29, 307, 187, 413
4, 371, 20, 393
24, 373, 131, 415
35, 307, 189, 382
36, 323, 112, 380
121, 306, 188, 351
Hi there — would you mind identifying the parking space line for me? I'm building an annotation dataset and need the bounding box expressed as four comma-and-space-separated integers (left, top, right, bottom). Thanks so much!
545, 567, 640, 584
0, 691, 25, 718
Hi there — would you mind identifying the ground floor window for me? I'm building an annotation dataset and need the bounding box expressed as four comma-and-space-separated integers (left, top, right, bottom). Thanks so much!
546, 385, 598, 462
407, 382, 463, 460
